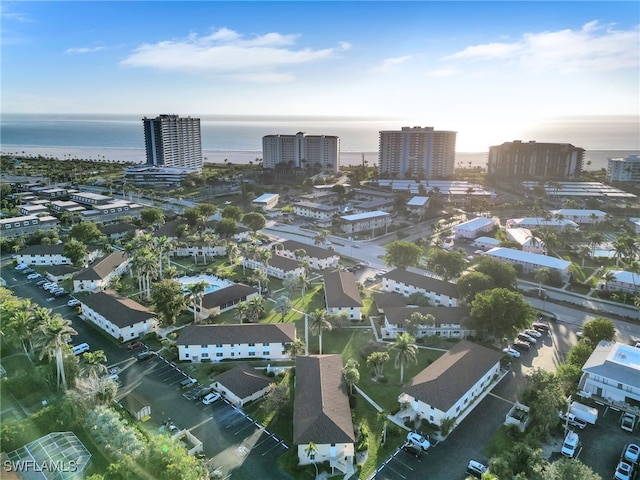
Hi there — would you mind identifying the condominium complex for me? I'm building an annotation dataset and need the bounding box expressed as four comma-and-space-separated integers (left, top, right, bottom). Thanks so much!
487, 140, 584, 180
378, 126, 456, 178
142, 114, 203, 170
262, 132, 339, 172
608, 154, 640, 183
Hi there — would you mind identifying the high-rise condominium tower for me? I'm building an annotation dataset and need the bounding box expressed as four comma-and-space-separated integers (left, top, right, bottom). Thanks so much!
378, 126, 457, 178
487, 141, 584, 180
262, 132, 339, 172
143, 114, 203, 170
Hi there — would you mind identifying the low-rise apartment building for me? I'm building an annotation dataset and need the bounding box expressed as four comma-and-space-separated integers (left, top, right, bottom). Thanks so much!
323, 271, 362, 320
505, 228, 546, 254
483, 247, 571, 280
73, 252, 130, 293
0, 215, 59, 239
252, 193, 280, 211
453, 217, 498, 239
382, 269, 460, 307
276, 239, 339, 270
340, 211, 391, 235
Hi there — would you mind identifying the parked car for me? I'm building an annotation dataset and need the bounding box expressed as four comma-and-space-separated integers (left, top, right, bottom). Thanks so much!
621, 412, 637, 432
512, 340, 531, 352
558, 412, 587, 430
401, 442, 423, 458
180, 377, 197, 388
67, 298, 81, 307
53, 290, 68, 297
36, 279, 48, 286
614, 461, 634, 480
623, 444, 640, 464
108, 366, 121, 375
466, 460, 488, 479
136, 351, 153, 361
517, 332, 537, 344
406, 432, 430, 451
532, 322, 550, 333
21, 268, 35, 274
524, 328, 542, 338
561, 430, 579, 458
27, 272, 42, 280
127, 341, 144, 350
502, 347, 521, 358
15, 264, 28, 271
43, 283, 59, 291
72, 343, 90, 355
202, 392, 221, 405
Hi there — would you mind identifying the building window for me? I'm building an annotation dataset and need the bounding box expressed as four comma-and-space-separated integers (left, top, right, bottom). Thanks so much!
249, 352, 255, 357
202, 352, 209, 358
216, 353, 223, 357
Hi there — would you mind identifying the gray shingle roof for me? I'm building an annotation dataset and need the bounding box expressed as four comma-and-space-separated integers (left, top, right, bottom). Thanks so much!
383, 269, 459, 298
74, 252, 128, 281
214, 365, 273, 399
402, 340, 503, 411
582, 341, 640, 389
176, 323, 296, 346
293, 355, 355, 445
80, 290, 156, 328
279, 239, 338, 260
267, 255, 301, 272
372, 292, 408, 312
323, 271, 362, 308
201, 284, 258, 309
384, 306, 471, 326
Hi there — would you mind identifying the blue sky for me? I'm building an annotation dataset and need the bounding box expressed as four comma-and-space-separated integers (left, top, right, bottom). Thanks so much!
2, 1, 639, 150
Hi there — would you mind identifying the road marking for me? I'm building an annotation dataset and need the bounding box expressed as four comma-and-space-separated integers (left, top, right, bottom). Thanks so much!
187, 416, 213, 432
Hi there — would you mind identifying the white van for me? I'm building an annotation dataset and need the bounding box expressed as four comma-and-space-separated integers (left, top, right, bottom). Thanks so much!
561, 430, 579, 458
72, 343, 90, 355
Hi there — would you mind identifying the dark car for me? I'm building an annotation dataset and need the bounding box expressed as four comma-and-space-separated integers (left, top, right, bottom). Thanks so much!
127, 341, 144, 350
401, 442, 423, 458
136, 351, 153, 361
512, 340, 531, 352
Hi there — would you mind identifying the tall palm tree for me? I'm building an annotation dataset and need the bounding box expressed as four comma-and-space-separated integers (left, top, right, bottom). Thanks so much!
258, 248, 272, 274
154, 235, 172, 278
81, 350, 108, 376
34, 314, 77, 391
577, 245, 591, 268
602, 270, 616, 291
392, 332, 418, 384
7, 306, 36, 357
305, 441, 319, 478
308, 308, 333, 355
298, 273, 311, 299
235, 301, 248, 324
187, 281, 208, 322
247, 295, 265, 323
587, 232, 605, 257
377, 409, 390, 445
284, 338, 306, 359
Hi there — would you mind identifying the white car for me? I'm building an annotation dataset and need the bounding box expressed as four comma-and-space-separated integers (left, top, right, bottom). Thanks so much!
614, 461, 634, 480
406, 432, 430, 451
623, 444, 640, 464
43, 283, 59, 291
621, 412, 637, 432
524, 329, 542, 338
15, 264, 28, 271
466, 460, 488, 478
202, 392, 221, 405
518, 332, 537, 344
503, 347, 521, 358
27, 273, 42, 280
67, 299, 81, 307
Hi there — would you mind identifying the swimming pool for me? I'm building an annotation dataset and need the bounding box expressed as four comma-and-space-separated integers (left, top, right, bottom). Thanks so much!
177, 274, 233, 294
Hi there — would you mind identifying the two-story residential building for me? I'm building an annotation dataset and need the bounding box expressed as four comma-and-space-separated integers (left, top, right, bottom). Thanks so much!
472, 236, 501, 251
73, 252, 130, 293
294, 355, 355, 478
505, 228, 546, 254
19, 204, 50, 216
48, 200, 86, 215
398, 340, 504, 434
79, 200, 144, 224
323, 271, 362, 321
79, 290, 159, 342
242, 255, 304, 280
506, 217, 579, 232
16, 244, 100, 267
550, 209, 606, 225
340, 211, 392, 235
176, 323, 296, 362
293, 202, 339, 226
382, 269, 460, 307
483, 247, 572, 281
275, 240, 339, 270
599, 270, 640, 295
351, 199, 394, 214
252, 193, 280, 211
0, 215, 59, 239
453, 217, 498, 239
99, 223, 142, 241
406, 196, 430, 217
211, 364, 273, 407
380, 306, 473, 339
578, 341, 640, 413
630, 218, 640, 235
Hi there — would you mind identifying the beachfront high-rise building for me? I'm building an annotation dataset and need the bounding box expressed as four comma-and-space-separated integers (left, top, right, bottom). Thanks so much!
262, 132, 339, 172
142, 114, 203, 170
487, 141, 584, 180
378, 126, 456, 179
608, 154, 640, 183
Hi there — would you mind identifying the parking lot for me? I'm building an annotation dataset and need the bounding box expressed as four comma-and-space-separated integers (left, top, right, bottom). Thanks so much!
115, 353, 291, 480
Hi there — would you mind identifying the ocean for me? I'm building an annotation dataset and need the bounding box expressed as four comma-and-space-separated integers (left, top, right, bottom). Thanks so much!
0, 113, 638, 170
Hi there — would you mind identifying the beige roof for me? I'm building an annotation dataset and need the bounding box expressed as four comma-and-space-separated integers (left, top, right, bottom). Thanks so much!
74, 252, 128, 281
323, 271, 362, 308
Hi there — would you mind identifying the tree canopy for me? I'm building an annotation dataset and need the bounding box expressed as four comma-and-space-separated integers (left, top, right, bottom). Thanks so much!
384, 241, 422, 269
214, 218, 239, 237
242, 211, 266, 233
140, 207, 165, 227
473, 257, 518, 289
222, 205, 243, 222
425, 248, 467, 280
581, 317, 616, 345
69, 222, 103, 244
470, 288, 535, 343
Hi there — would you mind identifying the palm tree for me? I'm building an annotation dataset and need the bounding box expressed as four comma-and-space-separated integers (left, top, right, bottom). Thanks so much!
34, 314, 77, 391
305, 441, 319, 479
284, 338, 306, 359
235, 301, 248, 324
81, 349, 108, 376
313, 230, 330, 246
154, 235, 172, 278
377, 409, 390, 445
274, 295, 292, 322
298, 273, 311, 299
247, 295, 265, 323
308, 308, 333, 355
534, 267, 551, 296
587, 232, 605, 257
257, 248, 272, 274
391, 332, 418, 384
187, 281, 208, 322
577, 245, 591, 268
6, 305, 37, 357
602, 270, 616, 291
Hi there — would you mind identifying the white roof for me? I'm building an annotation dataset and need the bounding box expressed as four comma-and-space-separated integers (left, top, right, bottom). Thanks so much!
509, 217, 579, 227
407, 196, 429, 206
610, 270, 640, 285
253, 193, 279, 203
454, 217, 496, 231
550, 209, 606, 217
629, 218, 640, 226
341, 211, 391, 222
474, 236, 501, 245
583, 342, 640, 388
484, 247, 571, 270
506, 228, 543, 247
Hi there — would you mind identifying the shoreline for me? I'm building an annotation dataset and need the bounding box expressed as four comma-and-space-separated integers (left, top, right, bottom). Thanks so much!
0, 145, 635, 170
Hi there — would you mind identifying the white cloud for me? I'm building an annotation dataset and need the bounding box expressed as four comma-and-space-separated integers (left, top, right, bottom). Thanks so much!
444, 21, 639, 72
425, 68, 459, 77
65, 46, 106, 54
371, 55, 412, 73
121, 27, 344, 81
